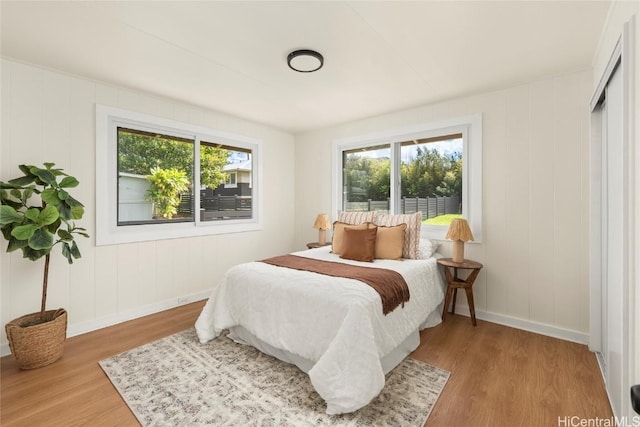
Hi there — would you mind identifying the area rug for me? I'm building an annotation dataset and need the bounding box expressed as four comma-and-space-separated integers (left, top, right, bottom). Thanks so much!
99, 328, 449, 426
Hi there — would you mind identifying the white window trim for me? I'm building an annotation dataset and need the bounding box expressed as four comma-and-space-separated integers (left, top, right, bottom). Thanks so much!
96, 105, 263, 246
332, 114, 482, 242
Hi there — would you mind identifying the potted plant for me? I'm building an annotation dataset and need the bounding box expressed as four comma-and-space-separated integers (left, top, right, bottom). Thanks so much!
0, 163, 88, 369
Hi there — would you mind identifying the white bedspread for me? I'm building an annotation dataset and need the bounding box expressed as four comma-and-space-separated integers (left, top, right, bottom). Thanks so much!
195, 246, 445, 414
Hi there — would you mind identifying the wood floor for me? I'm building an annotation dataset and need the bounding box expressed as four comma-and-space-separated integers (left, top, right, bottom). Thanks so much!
1, 301, 612, 426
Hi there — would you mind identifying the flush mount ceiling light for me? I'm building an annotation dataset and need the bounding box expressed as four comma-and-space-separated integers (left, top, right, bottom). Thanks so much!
287, 49, 324, 73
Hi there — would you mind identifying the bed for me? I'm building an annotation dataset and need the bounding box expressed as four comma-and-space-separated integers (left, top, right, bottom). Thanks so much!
195, 238, 446, 414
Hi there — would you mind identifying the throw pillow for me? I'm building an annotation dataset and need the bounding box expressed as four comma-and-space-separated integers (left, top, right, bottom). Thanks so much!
374, 212, 422, 259
375, 224, 407, 260
340, 226, 378, 262
332, 221, 370, 255
337, 211, 376, 225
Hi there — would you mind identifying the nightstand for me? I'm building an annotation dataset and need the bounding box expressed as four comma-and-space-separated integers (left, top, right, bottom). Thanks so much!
306, 242, 332, 249
437, 258, 483, 326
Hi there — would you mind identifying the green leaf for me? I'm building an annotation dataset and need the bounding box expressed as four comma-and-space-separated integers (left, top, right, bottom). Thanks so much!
30, 167, 56, 186
28, 228, 54, 250
18, 164, 34, 175
58, 189, 69, 200
70, 240, 81, 259
70, 204, 84, 220
0, 205, 23, 225
21, 186, 35, 203
38, 205, 59, 226
24, 208, 40, 223
57, 229, 73, 241
8, 175, 36, 186
46, 218, 62, 234
61, 242, 72, 264
0, 197, 22, 210
70, 225, 89, 239
2, 226, 13, 240
57, 202, 72, 221
10, 189, 21, 199
59, 176, 79, 188
62, 242, 82, 264
45, 164, 66, 177
7, 237, 28, 252
11, 224, 39, 240
21, 246, 49, 261
41, 188, 60, 205
64, 195, 83, 208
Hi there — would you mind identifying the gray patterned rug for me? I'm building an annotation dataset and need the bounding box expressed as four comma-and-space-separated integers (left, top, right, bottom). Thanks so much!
99, 328, 449, 426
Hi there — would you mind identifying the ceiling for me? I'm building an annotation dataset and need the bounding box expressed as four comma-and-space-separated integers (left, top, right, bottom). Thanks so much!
0, 1, 611, 133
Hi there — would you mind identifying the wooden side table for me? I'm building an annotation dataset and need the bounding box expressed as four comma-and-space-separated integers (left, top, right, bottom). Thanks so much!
306, 242, 332, 249
437, 258, 483, 326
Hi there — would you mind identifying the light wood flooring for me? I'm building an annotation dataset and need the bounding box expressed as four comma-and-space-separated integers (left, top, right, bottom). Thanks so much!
1, 301, 612, 426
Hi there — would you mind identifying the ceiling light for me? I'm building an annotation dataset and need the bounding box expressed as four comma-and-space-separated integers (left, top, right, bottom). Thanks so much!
287, 49, 324, 73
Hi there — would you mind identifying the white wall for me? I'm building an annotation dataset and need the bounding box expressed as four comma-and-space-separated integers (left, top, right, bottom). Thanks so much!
591, 0, 640, 408
294, 69, 592, 342
0, 59, 296, 353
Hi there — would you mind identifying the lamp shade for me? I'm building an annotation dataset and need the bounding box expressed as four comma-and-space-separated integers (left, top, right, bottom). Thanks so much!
445, 218, 474, 242
313, 214, 331, 230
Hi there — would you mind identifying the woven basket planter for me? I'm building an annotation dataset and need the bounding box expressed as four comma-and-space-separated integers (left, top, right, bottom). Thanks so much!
5, 308, 68, 370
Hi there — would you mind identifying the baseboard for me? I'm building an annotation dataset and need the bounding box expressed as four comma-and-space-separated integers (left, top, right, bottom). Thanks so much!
452, 306, 590, 345
2, 293, 590, 358
0, 290, 212, 358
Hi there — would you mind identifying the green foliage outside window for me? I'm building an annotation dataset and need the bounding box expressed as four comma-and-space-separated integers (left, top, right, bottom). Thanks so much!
146, 168, 190, 219
118, 130, 229, 190
344, 146, 462, 202
344, 156, 391, 202
401, 146, 462, 198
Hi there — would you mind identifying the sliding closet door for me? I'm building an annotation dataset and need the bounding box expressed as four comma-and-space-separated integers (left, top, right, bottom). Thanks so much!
601, 63, 626, 418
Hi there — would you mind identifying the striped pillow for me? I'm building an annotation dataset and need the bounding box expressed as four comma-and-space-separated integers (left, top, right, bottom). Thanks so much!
337, 211, 376, 225
374, 212, 422, 259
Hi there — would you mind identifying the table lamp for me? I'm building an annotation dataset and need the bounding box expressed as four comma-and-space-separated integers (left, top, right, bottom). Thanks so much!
445, 218, 474, 262
313, 214, 331, 245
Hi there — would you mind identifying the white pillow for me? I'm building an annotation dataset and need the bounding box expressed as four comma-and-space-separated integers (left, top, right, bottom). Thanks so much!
418, 239, 440, 259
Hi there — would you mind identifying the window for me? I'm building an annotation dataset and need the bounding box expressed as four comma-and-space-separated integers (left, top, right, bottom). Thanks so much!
343, 144, 391, 212
117, 127, 195, 225
96, 105, 262, 245
225, 172, 237, 187
333, 115, 482, 241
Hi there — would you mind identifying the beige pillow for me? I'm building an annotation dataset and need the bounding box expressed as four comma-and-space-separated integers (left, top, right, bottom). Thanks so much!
375, 224, 407, 260
337, 211, 376, 225
374, 212, 422, 259
340, 226, 377, 262
332, 221, 370, 255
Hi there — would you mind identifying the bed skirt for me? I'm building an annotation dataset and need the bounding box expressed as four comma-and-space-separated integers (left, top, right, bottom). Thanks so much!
228, 325, 420, 375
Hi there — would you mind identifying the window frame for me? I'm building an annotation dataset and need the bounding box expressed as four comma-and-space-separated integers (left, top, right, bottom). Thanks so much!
96, 105, 262, 246
332, 114, 482, 242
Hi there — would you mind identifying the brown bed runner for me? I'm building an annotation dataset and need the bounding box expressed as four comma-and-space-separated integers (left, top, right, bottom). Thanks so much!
260, 255, 410, 315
